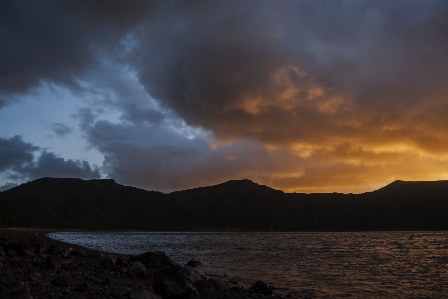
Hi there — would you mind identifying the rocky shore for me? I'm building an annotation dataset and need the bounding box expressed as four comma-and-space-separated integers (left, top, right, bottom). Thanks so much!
0, 230, 294, 299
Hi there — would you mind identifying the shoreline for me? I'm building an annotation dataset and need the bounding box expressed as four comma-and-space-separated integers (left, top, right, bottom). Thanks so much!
0, 228, 284, 299
0, 228, 113, 256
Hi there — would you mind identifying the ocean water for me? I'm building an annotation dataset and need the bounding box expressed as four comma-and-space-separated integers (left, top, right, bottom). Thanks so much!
48, 231, 448, 298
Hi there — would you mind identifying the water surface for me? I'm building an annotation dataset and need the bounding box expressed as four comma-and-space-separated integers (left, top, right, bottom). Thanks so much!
49, 231, 448, 298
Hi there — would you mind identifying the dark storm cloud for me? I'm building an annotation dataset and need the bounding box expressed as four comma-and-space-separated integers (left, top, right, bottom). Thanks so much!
0, 135, 38, 172
3, 0, 448, 147
0, 0, 155, 96
51, 123, 73, 137
130, 0, 448, 148
0, 182, 18, 192
0, 98, 10, 109
83, 119, 306, 191
3, 0, 448, 192
0, 136, 100, 190
24, 151, 100, 180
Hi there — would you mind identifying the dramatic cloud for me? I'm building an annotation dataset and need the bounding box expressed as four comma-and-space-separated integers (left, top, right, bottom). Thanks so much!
0, 0, 154, 96
0, 135, 38, 172
0, 136, 100, 190
0, 182, 17, 192
50, 123, 73, 137
82, 118, 307, 192
130, 1, 448, 149
2, 1, 448, 192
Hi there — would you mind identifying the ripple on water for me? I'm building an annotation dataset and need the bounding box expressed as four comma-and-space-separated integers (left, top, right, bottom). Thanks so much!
48, 231, 448, 298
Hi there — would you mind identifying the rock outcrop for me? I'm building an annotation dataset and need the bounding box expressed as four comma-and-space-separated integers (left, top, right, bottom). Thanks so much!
0, 236, 292, 299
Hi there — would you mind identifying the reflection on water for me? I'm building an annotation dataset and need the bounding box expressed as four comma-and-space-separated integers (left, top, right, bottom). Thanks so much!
49, 231, 448, 298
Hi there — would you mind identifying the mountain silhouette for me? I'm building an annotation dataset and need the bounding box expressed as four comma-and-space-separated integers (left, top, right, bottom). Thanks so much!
1, 177, 448, 231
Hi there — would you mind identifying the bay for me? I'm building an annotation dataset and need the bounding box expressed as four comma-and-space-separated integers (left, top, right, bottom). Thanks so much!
49, 231, 448, 298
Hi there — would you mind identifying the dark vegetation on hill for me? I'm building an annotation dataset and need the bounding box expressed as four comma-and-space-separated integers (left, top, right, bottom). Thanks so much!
1, 178, 448, 231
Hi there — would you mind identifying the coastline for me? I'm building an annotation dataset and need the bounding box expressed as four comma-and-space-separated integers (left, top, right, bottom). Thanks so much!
0, 228, 131, 257
0, 228, 283, 299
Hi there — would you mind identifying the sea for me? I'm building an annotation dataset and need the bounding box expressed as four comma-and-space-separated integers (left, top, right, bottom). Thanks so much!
48, 231, 448, 298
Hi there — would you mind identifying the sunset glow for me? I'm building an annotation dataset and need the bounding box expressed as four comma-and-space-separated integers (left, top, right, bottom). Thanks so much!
1, 0, 448, 193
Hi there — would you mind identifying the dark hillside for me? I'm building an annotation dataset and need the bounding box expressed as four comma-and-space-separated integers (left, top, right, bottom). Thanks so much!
2, 178, 448, 231
360, 180, 448, 230
170, 179, 290, 230
0, 178, 186, 229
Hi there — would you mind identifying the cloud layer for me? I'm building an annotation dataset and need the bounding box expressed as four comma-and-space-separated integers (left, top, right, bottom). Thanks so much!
0, 136, 100, 190
1, 1, 448, 192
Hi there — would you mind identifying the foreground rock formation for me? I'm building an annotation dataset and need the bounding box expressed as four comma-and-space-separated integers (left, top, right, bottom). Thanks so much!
0, 236, 292, 299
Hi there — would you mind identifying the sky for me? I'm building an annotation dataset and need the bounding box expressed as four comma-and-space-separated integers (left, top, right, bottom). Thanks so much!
1, 0, 448, 193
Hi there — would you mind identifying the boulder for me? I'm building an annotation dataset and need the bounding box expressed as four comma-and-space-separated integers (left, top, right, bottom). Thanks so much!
127, 261, 149, 279
115, 256, 127, 266
153, 266, 199, 299
51, 276, 69, 287
5, 289, 34, 299
70, 248, 86, 257
194, 281, 214, 296
100, 254, 117, 269
58, 247, 72, 258
206, 278, 221, 290
229, 278, 238, 284
47, 245, 58, 255
132, 251, 180, 270
178, 265, 201, 283
129, 289, 162, 299
248, 280, 272, 295
0, 236, 11, 247
74, 282, 89, 292
46, 255, 61, 268
7, 249, 17, 258
4, 240, 34, 257
28, 275, 41, 285
33, 240, 46, 255
186, 260, 201, 268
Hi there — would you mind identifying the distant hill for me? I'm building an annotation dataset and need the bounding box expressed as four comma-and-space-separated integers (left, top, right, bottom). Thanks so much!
1, 178, 448, 231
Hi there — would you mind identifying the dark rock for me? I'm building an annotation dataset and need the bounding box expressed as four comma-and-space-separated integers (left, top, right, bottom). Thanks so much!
129, 289, 162, 299
229, 278, 238, 284
230, 286, 243, 292
46, 255, 61, 268
206, 278, 221, 290
127, 261, 148, 279
57, 247, 72, 258
186, 260, 201, 268
29, 275, 42, 285
33, 241, 45, 255
5, 240, 34, 257
5, 289, 34, 299
194, 281, 214, 296
47, 245, 58, 255
0, 236, 11, 247
132, 251, 181, 270
100, 254, 117, 269
74, 282, 89, 292
249, 280, 272, 295
7, 248, 17, 258
115, 256, 126, 266
70, 249, 86, 257
50, 276, 69, 287
178, 265, 201, 283
145, 268, 156, 279
153, 266, 199, 299
103, 277, 113, 286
